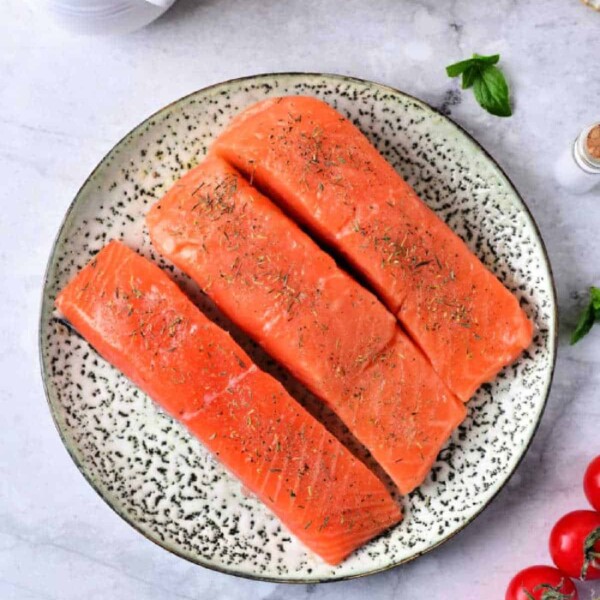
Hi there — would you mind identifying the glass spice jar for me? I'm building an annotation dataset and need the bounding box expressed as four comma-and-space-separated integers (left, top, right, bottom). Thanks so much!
554, 123, 600, 194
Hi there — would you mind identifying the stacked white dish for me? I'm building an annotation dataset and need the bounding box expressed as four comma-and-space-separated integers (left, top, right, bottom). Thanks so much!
27, 0, 176, 35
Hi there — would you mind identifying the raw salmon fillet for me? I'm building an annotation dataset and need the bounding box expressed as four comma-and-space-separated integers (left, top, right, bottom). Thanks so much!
147, 157, 466, 494
212, 96, 534, 402
55, 240, 402, 565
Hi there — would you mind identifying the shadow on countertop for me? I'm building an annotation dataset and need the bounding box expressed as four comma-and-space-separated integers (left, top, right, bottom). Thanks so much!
153, 0, 222, 26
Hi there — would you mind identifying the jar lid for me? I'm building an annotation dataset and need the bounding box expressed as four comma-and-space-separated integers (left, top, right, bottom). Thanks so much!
576, 123, 600, 172
586, 125, 600, 162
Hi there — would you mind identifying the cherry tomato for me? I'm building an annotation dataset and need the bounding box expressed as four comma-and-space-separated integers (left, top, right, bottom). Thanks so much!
584, 455, 600, 512
549, 510, 600, 580
505, 565, 578, 600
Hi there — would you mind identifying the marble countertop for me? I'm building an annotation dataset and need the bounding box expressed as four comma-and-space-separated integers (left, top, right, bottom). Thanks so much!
1, 0, 599, 598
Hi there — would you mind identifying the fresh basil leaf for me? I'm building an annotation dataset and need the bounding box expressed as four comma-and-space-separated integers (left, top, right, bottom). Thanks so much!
591, 286, 600, 311
571, 287, 600, 345
446, 53, 499, 77
472, 66, 512, 117
461, 66, 479, 89
446, 53, 511, 117
571, 302, 596, 345
473, 53, 500, 66
446, 58, 478, 78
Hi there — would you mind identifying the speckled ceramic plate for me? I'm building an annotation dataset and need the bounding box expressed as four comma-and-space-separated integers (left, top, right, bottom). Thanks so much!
39, 73, 557, 583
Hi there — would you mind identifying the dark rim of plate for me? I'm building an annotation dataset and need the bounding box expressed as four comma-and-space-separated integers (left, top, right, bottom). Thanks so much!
38, 72, 559, 585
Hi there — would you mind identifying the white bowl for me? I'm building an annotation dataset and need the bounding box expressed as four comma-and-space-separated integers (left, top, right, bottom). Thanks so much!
28, 0, 176, 35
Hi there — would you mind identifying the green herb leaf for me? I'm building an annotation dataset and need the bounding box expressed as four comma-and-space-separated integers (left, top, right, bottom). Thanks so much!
472, 66, 512, 117
591, 287, 600, 311
446, 53, 511, 117
472, 53, 500, 65
445, 53, 499, 77
572, 302, 596, 345
446, 58, 477, 78
461, 66, 479, 89
571, 286, 600, 345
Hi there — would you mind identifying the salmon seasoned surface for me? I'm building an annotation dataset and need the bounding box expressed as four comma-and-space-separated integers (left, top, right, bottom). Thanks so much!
55, 240, 402, 564
212, 96, 533, 401
147, 158, 466, 494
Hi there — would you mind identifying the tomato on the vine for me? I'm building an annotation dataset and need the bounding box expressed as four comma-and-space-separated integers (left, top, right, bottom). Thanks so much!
549, 510, 600, 580
584, 455, 600, 512
505, 565, 578, 600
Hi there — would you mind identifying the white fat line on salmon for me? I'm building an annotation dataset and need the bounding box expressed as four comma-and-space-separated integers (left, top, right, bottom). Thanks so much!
333, 208, 377, 240
262, 312, 282, 333
335, 219, 362, 240
179, 364, 257, 422
287, 434, 314, 505
314, 272, 337, 291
